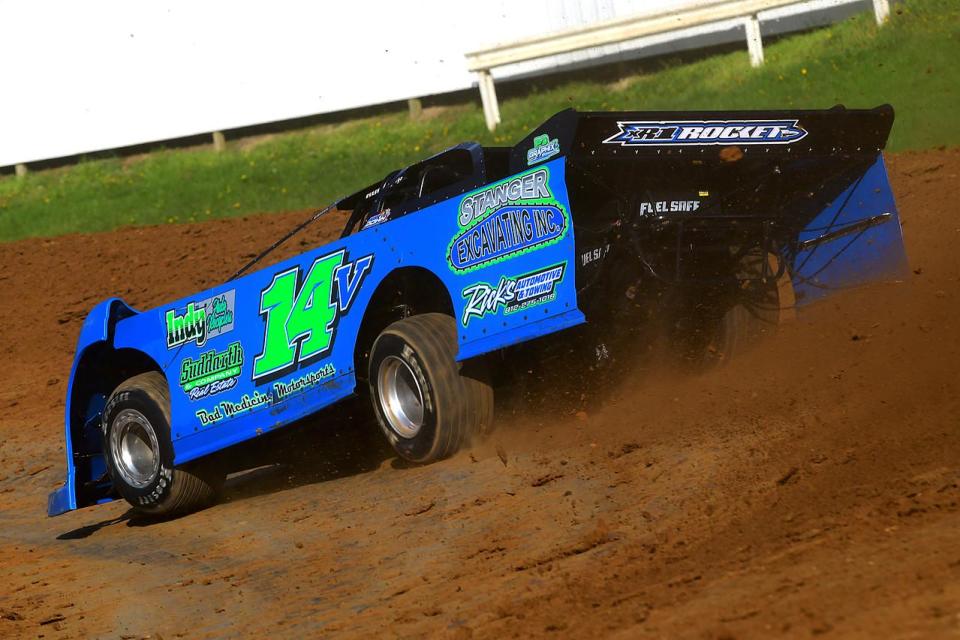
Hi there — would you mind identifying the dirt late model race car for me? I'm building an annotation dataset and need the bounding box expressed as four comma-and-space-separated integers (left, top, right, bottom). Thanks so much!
48, 107, 907, 517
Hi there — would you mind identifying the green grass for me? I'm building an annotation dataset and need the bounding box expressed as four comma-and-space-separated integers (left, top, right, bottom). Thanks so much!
1, 0, 956, 242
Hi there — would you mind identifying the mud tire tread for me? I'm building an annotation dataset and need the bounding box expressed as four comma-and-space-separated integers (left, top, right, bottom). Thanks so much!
370, 313, 493, 463
104, 372, 220, 517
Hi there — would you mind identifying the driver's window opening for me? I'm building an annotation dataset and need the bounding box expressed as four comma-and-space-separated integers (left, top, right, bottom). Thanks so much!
344, 147, 478, 236
382, 148, 474, 214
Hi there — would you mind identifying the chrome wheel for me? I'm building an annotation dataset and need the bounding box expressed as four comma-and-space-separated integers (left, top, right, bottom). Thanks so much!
109, 408, 161, 489
377, 355, 425, 438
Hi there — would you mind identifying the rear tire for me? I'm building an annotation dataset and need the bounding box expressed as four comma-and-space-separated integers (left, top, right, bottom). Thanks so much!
689, 252, 795, 368
368, 313, 493, 463
102, 372, 222, 517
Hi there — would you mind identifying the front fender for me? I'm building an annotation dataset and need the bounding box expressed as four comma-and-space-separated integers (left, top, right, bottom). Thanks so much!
47, 298, 139, 516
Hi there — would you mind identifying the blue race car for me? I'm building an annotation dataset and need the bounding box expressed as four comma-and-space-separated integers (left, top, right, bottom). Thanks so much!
48, 107, 907, 517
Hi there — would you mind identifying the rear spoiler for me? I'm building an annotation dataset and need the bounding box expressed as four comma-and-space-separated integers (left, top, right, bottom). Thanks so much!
509, 105, 895, 172
509, 106, 906, 305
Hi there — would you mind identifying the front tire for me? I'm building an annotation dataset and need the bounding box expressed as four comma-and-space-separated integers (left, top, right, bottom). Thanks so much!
368, 313, 493, 463
102, 372, 222, 517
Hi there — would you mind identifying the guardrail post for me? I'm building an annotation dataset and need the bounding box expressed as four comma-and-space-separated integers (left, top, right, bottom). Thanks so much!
476, 70, 501, 132
407, 97, 423, 120
212, 131, 226, 152
744, 14, 764, 67
15, 163, 28, 178
872, 0, 890, 24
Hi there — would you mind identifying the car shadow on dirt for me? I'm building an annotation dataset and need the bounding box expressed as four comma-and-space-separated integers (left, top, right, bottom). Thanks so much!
55, 331, 695, 539
214, 395, 393, 503
56, 515, 131, 540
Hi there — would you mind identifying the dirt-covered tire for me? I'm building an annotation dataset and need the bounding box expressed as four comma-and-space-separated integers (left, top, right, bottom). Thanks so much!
708, 304, 759, 364
102, 372, 222, 517
368, 313, 493, 463
689, 252, 796, 368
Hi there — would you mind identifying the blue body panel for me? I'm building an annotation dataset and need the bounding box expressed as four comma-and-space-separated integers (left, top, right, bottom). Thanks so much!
49, 159, 582, 516
792, 156, 909, 302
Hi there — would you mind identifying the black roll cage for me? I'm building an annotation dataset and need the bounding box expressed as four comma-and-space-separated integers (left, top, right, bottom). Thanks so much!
339, 143, 487, 238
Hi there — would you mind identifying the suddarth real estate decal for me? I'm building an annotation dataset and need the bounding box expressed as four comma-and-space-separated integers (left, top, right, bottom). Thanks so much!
165, 290, 236, 349
179, 341, 244, 401
460, 262, 566, 326
448, 167, 568, 273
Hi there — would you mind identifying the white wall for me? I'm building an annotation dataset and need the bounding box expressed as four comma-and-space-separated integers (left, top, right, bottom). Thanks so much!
0, 0, 870, 167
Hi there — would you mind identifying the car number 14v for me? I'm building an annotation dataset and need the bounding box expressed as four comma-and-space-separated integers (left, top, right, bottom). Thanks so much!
253, 250, 373, 382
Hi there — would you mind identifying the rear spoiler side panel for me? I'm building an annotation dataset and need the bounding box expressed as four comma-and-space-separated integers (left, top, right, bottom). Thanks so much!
789, 154, 907, 303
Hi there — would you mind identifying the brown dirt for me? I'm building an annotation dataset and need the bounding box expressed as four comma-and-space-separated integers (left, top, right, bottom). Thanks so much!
0, 149, 959, 639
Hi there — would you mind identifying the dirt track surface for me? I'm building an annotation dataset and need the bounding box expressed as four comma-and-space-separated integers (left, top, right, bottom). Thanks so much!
1, 150, 959, 639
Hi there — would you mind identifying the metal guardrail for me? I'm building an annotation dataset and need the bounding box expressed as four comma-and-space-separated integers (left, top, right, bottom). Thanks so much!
465, 0, 892, 131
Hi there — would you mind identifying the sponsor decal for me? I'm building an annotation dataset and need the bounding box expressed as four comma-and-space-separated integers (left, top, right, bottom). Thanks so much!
461, 262, 566, 326
193, 362, 337, 427
457, 167, 550, 228
272, 362, 336, 401
639, 200, 701, 215
254, 249, 372, 383
580, 244, 611, 268
602, 119, 807, 146
362, 210, 391, 229
165, 290, 235, 349
526, 133, 560, 165
462, 278, 513, 326
196, 390, 273, 427
179, 341, 244, 401
449, 167, 568, 273
195, 362, 337, 427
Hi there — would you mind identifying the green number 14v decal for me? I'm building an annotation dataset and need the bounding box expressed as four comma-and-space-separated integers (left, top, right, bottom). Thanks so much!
253, 250, 373, 382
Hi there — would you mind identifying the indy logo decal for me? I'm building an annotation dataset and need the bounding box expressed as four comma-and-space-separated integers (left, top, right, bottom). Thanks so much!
165, 290, 236, 349
602, 119, 807, 146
